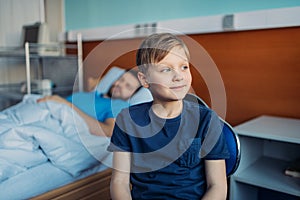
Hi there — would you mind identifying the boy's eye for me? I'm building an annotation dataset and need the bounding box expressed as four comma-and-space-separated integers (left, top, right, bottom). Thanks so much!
161, 68, 171, 72
182, 65, 189, 70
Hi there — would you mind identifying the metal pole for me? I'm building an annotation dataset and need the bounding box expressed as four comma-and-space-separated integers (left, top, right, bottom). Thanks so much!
25, 42, 31, 94
77, 33, 83, 92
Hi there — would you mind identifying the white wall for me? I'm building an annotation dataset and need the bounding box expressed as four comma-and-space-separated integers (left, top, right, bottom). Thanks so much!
0, 0, 43, 109
0, 0, 43, 86
0, 0, 42, 93
0, 0, 42, 46
45, 0, 64, 42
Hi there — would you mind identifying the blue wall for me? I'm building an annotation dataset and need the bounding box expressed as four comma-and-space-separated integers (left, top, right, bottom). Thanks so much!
65, 0, 300, 30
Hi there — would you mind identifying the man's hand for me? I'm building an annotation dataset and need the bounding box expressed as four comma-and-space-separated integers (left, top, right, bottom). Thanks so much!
37, 95, 71, 107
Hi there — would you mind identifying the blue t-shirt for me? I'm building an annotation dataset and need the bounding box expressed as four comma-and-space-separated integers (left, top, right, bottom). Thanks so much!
108, 100, 230, 199
66, 92, 129, 122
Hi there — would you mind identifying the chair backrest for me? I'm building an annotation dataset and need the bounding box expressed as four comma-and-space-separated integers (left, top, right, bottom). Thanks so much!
184, 93, 241, 177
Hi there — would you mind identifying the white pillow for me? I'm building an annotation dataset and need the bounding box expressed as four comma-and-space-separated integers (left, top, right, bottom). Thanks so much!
129, 87, 153, 105
95, 66, 152, 105
95, 66, 125, 95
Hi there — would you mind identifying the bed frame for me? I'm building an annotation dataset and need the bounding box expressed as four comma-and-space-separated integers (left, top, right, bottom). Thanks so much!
30, 168, 112, 200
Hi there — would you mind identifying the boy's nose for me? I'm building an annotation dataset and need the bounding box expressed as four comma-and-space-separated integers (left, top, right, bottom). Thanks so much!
173, 70, 184, 81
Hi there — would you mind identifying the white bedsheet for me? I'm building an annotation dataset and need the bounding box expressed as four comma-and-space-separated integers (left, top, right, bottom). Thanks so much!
0, 94, 112, 198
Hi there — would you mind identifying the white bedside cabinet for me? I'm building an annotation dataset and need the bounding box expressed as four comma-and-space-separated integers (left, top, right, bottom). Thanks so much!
229, 115, 300, 200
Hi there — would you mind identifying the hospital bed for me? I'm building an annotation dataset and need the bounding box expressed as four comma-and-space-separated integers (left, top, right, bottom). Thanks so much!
0, 67, 152, 200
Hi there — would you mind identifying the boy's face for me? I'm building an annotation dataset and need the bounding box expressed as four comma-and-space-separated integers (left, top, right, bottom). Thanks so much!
109, 72, 140, 100
139, 47, 192, 102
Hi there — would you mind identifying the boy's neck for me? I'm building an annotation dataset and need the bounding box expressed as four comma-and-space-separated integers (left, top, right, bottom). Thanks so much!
151, 100, 183, 119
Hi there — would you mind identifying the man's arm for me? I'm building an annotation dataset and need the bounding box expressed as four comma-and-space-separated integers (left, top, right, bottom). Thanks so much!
202, 160, 227, 200
37, 95, 114, 137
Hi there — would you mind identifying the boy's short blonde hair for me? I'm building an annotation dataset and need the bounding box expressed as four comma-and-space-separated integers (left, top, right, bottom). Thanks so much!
136, 33, 190, 73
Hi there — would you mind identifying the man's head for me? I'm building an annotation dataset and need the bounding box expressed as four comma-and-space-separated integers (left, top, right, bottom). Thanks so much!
107, 69, 141, 100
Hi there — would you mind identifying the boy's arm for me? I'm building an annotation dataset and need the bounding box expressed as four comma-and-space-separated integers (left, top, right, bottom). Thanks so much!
202, 160, 227, 200
110, 151, 132, 200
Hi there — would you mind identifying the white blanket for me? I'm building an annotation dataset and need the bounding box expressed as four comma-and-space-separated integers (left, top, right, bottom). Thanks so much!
0, 95, 112, 182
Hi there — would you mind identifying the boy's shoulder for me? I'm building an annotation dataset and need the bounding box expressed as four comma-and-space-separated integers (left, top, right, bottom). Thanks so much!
184, 99, 211, 112
122, 100, 212, 113
115, 102, 152, 127
118, 101, 152, 115
129, 101, 152, 110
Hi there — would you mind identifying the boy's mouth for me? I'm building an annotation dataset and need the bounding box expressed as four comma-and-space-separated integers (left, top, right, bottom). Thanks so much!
170, 85, 186, 90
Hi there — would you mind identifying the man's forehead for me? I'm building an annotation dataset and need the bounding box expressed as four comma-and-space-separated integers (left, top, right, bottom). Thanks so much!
122, 71, 137, 80
121, 72, 140, 87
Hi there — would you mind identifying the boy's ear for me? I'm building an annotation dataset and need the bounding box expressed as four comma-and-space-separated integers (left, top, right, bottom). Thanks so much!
137, 72, 149, 88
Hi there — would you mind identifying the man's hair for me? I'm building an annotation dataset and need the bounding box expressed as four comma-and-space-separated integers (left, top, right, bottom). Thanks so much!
126, 68, 142, 95
136, 33, 190, 73
126, 68, 139, 79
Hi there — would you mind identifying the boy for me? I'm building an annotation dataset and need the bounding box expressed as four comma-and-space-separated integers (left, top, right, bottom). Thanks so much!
108, 33, 229, 199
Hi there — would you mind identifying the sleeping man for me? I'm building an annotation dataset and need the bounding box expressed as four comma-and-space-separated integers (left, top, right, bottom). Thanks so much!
37, 68, 142, 137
